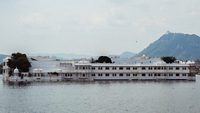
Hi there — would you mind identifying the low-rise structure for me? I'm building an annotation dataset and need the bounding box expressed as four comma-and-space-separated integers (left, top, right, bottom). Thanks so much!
2, 56, 198, 82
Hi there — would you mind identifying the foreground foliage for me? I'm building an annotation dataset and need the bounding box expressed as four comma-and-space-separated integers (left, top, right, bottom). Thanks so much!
91, 56, 112, 63
161, 56, 176, 64
7, 52, 31, 72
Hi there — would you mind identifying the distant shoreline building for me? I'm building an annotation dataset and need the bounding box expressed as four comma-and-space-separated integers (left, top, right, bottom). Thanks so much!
2, 56, 198, 82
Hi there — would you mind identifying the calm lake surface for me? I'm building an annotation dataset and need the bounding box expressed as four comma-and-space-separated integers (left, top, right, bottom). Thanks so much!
0, 75, 200, 113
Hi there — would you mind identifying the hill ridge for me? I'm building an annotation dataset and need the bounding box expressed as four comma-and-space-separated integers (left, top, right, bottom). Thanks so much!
139, 32, 200, 60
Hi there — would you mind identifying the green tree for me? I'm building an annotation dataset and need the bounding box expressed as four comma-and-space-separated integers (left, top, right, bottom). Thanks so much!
7, 52, 31, 72
0, 64, 2, 74
161, 56, 176, 64
93, 56, 112, 63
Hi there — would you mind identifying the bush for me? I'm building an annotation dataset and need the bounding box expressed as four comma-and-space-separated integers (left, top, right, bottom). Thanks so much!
161, 56, 176, 64
7, 52, 31, 72
91, 56, 112, 63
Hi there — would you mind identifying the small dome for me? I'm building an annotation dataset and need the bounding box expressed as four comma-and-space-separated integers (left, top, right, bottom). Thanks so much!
56, 69, 62, 73
78, 60, 90, 64
33, 68, 43, 73
33, 68, 39, 73
14, 68, 19, 73
39, 69, 43, 73
186, 61, 195, 64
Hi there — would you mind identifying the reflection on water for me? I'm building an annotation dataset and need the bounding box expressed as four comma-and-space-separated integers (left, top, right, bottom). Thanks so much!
0, 75, 200, 113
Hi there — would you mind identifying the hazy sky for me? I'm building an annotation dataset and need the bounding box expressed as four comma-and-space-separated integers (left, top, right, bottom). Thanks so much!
0, 0, 200, 55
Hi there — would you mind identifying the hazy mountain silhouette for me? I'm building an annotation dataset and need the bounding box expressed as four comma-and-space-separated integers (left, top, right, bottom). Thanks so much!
119, 51, 136, 58
139, 32, 200, 60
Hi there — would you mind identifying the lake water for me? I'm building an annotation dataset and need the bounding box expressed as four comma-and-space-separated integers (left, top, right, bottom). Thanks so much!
0, 75, 200, 113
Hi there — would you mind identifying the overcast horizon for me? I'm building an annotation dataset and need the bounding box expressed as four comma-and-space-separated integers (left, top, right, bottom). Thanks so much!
0, 0, 200, 55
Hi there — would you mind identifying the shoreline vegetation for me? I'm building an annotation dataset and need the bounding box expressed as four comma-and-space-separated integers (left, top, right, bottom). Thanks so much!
1, 52, 200, 74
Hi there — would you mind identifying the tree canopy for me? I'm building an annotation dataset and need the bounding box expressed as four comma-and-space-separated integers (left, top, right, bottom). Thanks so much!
91, 56, 112, 63
0, 64, 2, 74
161, 56, 176, 64
7, 52, 31, 72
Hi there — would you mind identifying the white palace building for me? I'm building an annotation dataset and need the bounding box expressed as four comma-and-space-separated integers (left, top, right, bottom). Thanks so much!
2, 56, 198, 82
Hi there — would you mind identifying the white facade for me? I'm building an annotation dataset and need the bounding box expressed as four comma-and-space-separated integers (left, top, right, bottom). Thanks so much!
2, 57, 197, 82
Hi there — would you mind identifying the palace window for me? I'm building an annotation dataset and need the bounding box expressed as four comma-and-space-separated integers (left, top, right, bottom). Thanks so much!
142, 74, 146, 76
182, 67, 186, 70
169, 67, 173, 70
41, 74, 44, 77
133, 67, 137, 70
105, 67, 109, 70
126, 74, 130, 76
176, 74, 180, 76
148, 67, 153, 70
98, 74, 103, 76
169, 74, 173, 76
112, 67, 116, 70
119, 73, 123, 76
182, 74, 186, 76
119, 67, 123, 70
92, 67, 95, 70
92, 74, 95, 76
126, 67, 130, 70
98, 67, 102, 70
133, 74, 137, 76
176, 67, 180, 70
112, 74, 117, 76
142, 67, 146, 70
105, 73, 109, 76
149, 74, 153, 76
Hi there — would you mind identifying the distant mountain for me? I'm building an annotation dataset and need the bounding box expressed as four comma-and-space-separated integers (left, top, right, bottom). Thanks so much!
139, 32, 200, 60
30, 52, 137, 61
0, 54, 8, 63
30, 53, 96, 59
119, 51, 136, 58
